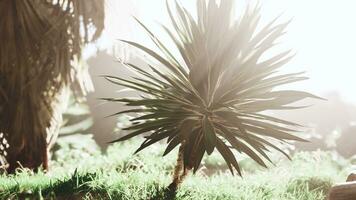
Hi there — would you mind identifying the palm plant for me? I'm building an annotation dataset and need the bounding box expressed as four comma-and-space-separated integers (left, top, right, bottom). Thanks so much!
0, 0, 104, 173
105, 0, 321, 192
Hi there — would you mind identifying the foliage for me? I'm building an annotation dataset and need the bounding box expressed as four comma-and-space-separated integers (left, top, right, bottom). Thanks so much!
58, 94, 93, 137
50, 92, 97, 169
105, 0, 321, 177
51, 134, 100, 168
0, 139, 351, 200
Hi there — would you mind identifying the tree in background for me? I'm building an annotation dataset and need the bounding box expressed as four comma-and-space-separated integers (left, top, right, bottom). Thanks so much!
105, 0, 322, 194
0, 0, 105, 173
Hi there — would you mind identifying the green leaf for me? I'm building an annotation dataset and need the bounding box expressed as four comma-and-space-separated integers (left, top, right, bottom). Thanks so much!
216, 137, 241, 176
163, 135, 182, 156
202, 116, 216, 155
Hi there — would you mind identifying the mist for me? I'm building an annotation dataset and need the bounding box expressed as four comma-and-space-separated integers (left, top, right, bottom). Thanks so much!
86, 0, 356, 155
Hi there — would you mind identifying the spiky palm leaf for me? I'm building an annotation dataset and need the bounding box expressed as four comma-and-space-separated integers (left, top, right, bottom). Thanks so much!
0, 0, 104, 172
106, 0, 320, 178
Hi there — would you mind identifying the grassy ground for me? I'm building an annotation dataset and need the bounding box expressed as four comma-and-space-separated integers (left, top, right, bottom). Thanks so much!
0, 137, 354, 200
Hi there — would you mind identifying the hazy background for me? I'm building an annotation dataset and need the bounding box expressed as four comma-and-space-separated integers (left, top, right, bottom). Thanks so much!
84, 0, 356, 156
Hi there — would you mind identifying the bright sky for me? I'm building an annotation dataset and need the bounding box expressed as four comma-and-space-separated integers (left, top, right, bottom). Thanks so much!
92, 0, 356, 104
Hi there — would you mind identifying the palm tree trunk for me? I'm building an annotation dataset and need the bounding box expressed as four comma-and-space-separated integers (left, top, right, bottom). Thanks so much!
4, 89, 51, 173
7, 136, 48, 173
0, 0, 104, 173
168, 144, 191, 193
4, 86, 69, 173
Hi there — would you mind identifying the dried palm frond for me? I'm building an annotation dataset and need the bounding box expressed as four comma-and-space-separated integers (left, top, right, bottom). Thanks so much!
105, 0, 321, 191
0, 0, 105, 173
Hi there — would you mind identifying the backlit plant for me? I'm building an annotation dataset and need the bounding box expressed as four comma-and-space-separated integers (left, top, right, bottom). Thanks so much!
105, 0, 321, 192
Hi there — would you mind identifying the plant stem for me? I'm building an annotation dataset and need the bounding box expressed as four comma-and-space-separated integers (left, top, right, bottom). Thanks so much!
168, 143, 192, 193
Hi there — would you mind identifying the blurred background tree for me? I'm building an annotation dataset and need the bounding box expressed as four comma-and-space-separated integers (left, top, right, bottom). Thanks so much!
0, 0, 105, 173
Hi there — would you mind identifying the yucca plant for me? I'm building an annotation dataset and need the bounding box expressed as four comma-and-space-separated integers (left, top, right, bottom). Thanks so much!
105, 0, 321, 192
0, 0, 104, 173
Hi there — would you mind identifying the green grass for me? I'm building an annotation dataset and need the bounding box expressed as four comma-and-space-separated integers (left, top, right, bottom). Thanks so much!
0, 138, 353, 200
